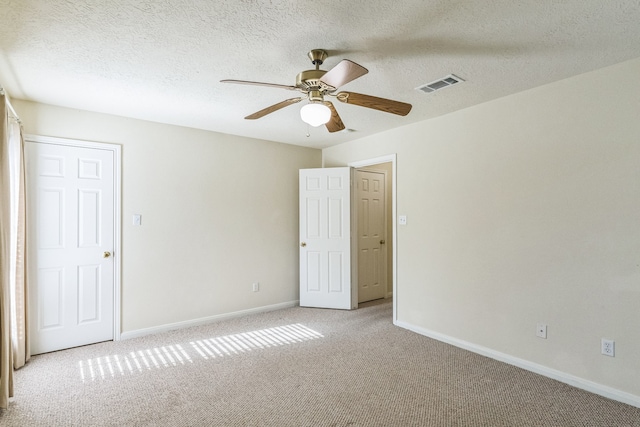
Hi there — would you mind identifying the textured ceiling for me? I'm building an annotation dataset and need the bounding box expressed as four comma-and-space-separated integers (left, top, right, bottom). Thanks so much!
1, 1, 640, 149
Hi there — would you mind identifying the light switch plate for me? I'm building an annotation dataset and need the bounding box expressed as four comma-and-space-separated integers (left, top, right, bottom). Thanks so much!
133, 214, 142, 226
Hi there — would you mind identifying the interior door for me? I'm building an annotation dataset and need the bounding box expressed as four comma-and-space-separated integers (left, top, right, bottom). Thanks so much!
26, 141, 115, 354
299, 167, 355, 309
356, 169, 387, 303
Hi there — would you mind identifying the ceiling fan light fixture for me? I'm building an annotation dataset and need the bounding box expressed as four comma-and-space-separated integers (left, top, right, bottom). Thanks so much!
300, 103, 331, 127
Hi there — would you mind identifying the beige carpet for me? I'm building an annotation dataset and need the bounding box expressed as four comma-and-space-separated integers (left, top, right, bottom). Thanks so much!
1, 300, 639, 426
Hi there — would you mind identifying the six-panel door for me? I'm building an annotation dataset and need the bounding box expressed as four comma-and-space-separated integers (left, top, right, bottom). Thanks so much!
356, 169, 386, 303
299, 167, 353, 309
27, 141, 115, 354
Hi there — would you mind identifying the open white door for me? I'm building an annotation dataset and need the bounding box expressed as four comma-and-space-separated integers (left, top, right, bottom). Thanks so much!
299, 167, 355, 310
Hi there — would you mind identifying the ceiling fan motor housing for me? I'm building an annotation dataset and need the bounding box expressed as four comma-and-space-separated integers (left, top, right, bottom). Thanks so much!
295, 69, 335, 94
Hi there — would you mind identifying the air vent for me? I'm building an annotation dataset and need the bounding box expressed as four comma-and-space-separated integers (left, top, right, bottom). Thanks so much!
415, 74, 464, 94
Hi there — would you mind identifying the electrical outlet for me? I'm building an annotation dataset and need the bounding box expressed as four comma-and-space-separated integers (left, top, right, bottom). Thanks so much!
252, 282, 260, 292
601, 339, 615, 357
536, 324, 547, 339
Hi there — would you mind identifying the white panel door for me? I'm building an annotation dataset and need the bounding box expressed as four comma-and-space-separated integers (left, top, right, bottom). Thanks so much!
356, 170, 386, 303
299, 167, 354, 309
26, 141, 115, 354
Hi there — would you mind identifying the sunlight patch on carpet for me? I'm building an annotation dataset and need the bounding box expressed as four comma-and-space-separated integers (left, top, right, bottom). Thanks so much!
189, 324, 323, 359
78, 324, 323, 382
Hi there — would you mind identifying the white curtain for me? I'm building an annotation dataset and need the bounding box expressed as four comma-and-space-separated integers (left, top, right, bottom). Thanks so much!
7, 112, 29, 370
0, 92, 29, 410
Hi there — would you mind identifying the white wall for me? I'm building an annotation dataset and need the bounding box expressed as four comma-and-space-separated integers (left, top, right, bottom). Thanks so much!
323, 57, 640, 400
14, 100, 322, 333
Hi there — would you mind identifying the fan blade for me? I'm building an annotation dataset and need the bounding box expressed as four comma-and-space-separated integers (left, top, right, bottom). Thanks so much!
320, 60, 368, 89
322, 102, 345, 133
245, 98, 303, 120
336, 92, 412, 116
221, 79, 297, 91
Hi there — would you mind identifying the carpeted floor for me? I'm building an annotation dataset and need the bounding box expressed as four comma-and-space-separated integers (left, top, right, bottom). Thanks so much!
1, 300, 639, 426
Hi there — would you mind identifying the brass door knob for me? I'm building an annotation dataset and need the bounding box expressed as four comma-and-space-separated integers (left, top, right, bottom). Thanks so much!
300, 242, 307, 247
380, 240, 386, 244
103, 251, 112, 258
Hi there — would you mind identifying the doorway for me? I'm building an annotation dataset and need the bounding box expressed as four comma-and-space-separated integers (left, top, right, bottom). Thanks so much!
349, 155, 397, 323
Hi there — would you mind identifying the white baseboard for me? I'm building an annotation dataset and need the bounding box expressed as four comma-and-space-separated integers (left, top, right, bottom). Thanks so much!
394, 320, 640, 409
120, 300, 299, 341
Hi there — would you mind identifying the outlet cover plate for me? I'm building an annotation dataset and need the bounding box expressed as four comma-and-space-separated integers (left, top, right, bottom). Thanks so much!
601, 338, 615, 357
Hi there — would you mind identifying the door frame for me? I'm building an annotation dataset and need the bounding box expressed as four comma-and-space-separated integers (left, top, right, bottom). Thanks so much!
24, 134, 122, 341
348, 154, 397, 324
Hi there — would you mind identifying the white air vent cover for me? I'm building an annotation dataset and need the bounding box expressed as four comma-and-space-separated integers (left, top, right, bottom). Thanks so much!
415, 74, 464, 94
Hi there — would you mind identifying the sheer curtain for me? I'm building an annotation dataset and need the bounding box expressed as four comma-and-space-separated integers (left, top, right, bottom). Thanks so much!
0, 92, 30, 410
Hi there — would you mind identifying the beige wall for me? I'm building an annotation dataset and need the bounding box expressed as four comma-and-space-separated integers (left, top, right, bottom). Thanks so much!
323, 58, 640, 398
15, 100, 322, 332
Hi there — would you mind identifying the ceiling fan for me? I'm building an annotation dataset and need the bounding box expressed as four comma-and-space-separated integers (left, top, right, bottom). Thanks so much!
221, 49, 412, 133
